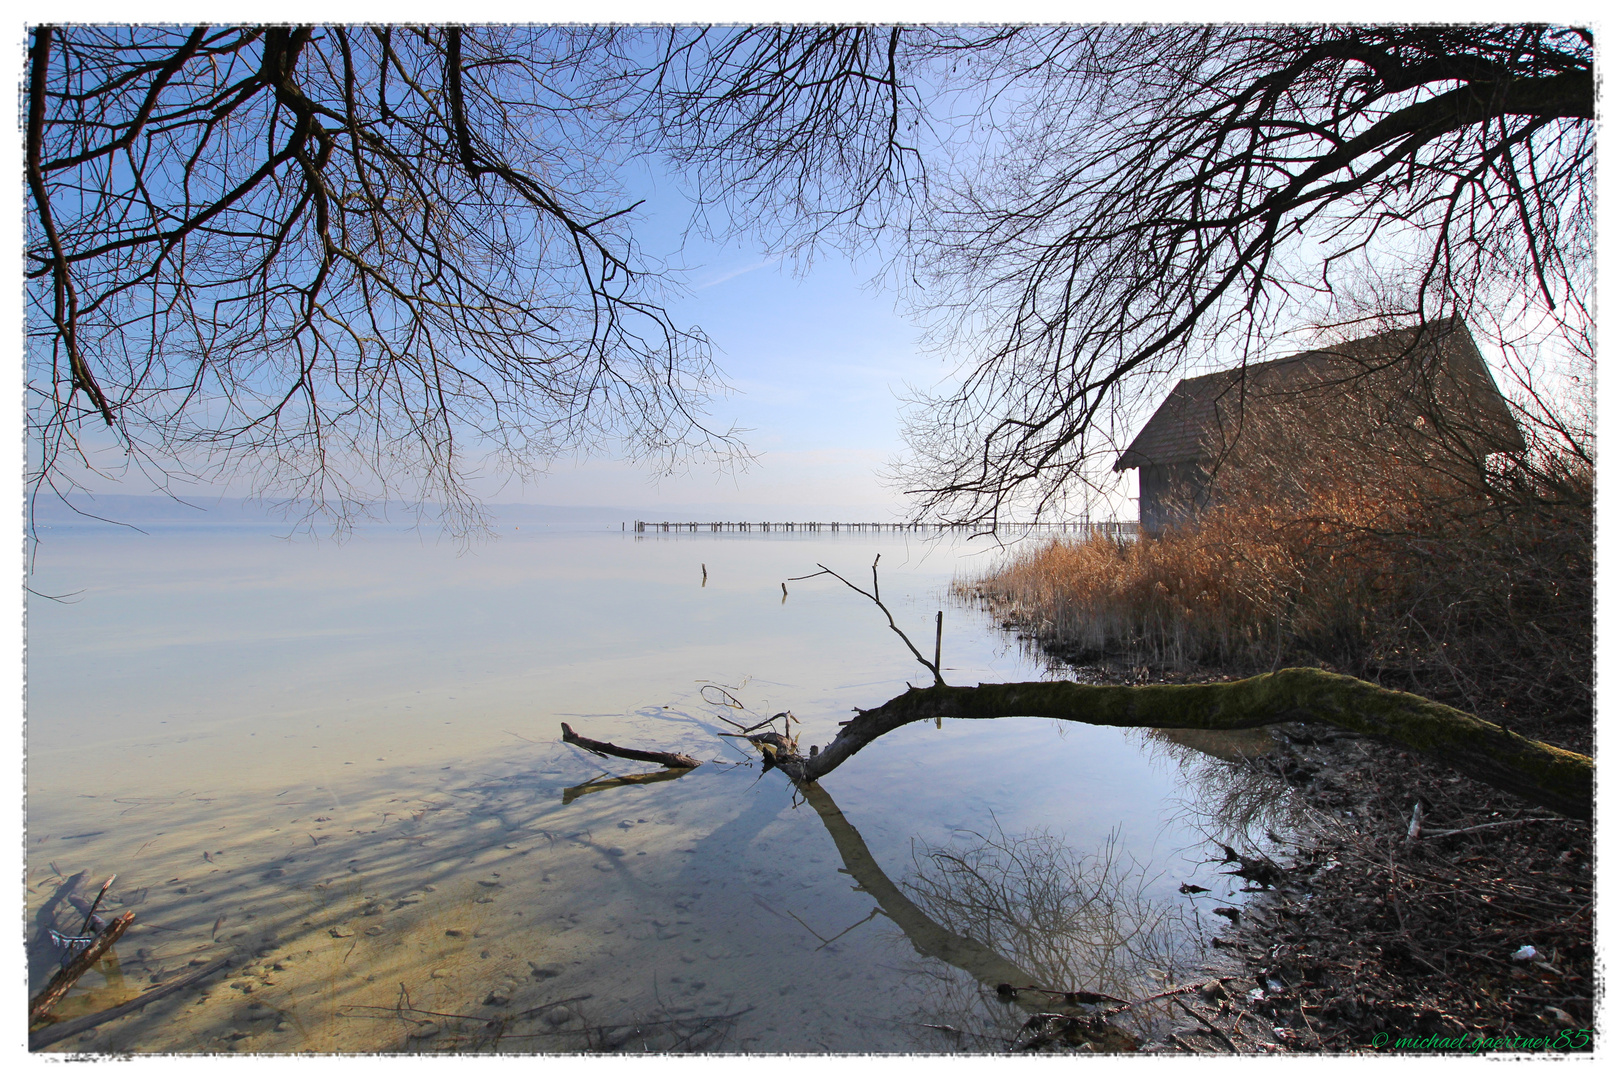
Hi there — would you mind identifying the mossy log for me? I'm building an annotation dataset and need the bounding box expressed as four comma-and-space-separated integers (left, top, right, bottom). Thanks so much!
784, 668, 1590, 821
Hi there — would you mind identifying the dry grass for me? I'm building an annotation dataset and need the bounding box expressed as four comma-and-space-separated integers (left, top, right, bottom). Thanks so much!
966, 418, 1592, 749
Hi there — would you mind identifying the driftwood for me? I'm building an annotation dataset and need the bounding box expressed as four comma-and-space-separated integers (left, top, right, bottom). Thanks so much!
559, 723, 701, 770
29, 910, 136, 1024
30, 956, 232, 1050
781, 669, 1590, 820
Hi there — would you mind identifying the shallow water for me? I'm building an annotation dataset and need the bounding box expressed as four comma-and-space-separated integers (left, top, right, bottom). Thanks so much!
26, 523, 1278, 1053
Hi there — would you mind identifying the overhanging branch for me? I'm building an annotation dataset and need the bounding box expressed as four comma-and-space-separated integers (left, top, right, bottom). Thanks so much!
787, 668, 1590, 820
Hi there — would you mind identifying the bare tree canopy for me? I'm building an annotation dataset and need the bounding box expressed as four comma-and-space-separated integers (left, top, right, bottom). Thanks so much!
25, 25, 738, 530
625, 24, 1593, 524
26, 25, 1593, 529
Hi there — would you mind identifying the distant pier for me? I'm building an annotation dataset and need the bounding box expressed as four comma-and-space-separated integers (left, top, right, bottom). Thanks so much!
629, 520, 1138, 537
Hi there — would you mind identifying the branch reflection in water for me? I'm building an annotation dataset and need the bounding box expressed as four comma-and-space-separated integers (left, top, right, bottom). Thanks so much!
1140, 727, 1303, 849
802, 782, 1193, 1052
560, 768, 695, 805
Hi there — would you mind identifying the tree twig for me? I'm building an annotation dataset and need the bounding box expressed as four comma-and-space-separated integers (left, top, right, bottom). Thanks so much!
789, 558, 944, 685
1175, 996, 1240, 1053
1419, 817, 1568, 839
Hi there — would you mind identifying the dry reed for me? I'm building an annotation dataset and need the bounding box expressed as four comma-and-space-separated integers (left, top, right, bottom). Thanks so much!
966, 403, 1592, 747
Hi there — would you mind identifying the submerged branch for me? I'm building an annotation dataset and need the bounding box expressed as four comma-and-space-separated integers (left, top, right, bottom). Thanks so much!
30, 957, 232, 1050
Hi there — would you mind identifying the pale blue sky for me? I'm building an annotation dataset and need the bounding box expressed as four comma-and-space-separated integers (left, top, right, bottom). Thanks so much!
496, 226, 952, 518
14, 5, 1594, 529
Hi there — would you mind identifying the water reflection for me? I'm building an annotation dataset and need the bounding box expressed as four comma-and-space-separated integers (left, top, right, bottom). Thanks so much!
1140, 728, 1301, 849
802, 782, 1182, 1052
562, 768, 695, 805
30, 728, 1279, 1053
27, 526, 1297, 1053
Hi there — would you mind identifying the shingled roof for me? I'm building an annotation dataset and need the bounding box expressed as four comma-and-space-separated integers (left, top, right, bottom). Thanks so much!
1113, 319, 1522, 471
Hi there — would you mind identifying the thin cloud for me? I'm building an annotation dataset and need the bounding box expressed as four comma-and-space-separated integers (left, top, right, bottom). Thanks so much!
692, 253, 786, 291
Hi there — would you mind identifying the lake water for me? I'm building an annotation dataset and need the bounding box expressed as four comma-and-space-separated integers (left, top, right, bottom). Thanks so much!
25, 521, 1281, 1053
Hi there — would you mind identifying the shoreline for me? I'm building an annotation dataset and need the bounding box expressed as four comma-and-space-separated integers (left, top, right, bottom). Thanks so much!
993, 636, 1595, 1056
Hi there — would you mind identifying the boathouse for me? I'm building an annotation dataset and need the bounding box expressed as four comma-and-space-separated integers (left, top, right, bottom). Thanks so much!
1113, 319, 1524, 535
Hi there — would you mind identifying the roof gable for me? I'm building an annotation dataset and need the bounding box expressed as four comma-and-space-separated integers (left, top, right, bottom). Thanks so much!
1114, 319, 1522, 471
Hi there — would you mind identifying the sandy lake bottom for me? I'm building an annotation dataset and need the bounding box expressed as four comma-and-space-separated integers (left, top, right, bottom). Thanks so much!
26, 523, 1284, 1053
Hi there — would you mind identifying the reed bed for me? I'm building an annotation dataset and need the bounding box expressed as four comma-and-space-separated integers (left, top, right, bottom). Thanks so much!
965, 421, 1592, 745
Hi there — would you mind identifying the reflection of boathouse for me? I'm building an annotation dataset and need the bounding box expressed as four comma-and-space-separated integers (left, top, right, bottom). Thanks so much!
1113, 319, 1523, 535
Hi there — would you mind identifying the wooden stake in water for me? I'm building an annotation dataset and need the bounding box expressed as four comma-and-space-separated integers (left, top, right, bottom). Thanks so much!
935, 610, 944, 728
934, 610, 943, 677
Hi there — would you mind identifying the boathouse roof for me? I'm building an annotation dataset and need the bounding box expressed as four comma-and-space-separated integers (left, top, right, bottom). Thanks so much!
1113, 319, 1523, 472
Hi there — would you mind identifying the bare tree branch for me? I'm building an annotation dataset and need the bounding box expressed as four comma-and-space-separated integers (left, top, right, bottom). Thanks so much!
25, 25, 745, 536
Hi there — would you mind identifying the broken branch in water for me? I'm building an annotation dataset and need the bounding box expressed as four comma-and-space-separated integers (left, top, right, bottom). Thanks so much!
77, 874, 115, 936
716, 710, 791, 736
558, 723, 702, 770
29, 910, 136, 1024
1174, 996, 1240, 1053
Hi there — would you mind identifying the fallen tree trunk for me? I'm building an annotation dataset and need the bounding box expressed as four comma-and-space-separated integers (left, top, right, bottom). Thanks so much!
788, 668, 1591, 821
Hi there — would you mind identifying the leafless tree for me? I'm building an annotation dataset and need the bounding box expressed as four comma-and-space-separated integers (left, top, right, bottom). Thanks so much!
25, 25, 740, 533
625, 24, 1593, 527
28, 25, 1593, 533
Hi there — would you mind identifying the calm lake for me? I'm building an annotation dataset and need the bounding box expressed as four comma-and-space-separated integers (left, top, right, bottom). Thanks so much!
26, 519, 1282, 1053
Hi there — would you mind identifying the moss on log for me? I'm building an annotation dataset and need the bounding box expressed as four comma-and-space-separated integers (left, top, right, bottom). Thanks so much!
795, 668, 1591, 820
